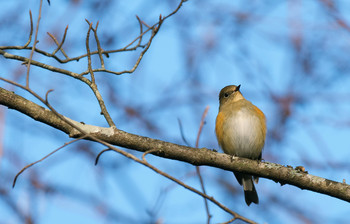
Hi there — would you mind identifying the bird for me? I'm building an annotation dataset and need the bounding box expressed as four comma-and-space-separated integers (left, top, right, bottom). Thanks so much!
215, 84, 266, 206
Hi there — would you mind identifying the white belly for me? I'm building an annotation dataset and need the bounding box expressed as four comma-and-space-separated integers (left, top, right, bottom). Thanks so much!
222, 109, 264, 159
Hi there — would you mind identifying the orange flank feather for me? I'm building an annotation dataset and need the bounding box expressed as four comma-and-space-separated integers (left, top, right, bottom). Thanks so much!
253, 105, 265, 121
215, 111, 225, 146
253, 105, 267, 136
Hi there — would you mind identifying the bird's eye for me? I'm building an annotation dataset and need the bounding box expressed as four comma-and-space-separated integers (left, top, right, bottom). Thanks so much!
224, 92, 230, 98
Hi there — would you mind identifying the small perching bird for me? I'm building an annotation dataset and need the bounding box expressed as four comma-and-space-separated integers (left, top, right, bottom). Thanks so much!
215, 84, 266, 206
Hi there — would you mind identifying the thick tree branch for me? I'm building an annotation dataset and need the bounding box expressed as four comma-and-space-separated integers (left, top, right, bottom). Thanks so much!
0, 87, 349, 203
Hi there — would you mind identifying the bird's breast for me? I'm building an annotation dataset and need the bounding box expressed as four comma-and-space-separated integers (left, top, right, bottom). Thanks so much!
221, 107, 265, 159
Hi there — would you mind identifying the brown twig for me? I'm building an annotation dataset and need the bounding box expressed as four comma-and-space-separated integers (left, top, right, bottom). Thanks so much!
195, 106, 210, 147
13, 136, 86, 188
95, 149, 113, 165
22, 10, 33, 48
222, 217, 237, 224
177, 118, 191, 146
0, 49, 87, 81
116, 16, 163, 75
195, 106, 211, 224
118, 0, 185, 51
84, 20, 116, 127
47, 32, 59, 46
85, 20, 95, 82
48, 25, 69, 58
45, 89, 54, 103
135, 15, 144, 47
139, 19, 151, 29
26, 0, 43, 88
91, 21, 105, 69
79, 15, 163, 76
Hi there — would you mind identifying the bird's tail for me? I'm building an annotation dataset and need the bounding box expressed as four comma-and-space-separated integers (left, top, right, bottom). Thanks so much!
234, 172, 259, 206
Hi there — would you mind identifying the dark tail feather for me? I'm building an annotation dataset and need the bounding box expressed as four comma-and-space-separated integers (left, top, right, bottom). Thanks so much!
233, 172, 243, 185
233, 172, 259, 206
244, 183, 259, 206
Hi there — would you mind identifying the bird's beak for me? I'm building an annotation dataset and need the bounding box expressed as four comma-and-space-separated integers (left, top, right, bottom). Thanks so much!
237, 84, 241, 91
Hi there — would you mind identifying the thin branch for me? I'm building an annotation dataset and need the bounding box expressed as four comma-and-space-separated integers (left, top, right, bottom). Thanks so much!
85, 20, 95, 82
114, 17, 163, 75
119, 0, 186, 51
195, 106, 211, 224
0, 45, 66, 63
79, 15, 162, 76
195, 106, 210, 147
135, 15, 144, 47
162, 0, 187, 20
92, 21, 105, 69
222, 217, 237, 224
177, 118, 191, 147
26, 0, 43, 88
95, 149, 112, 165
45, 89, 54, 103
84, 20, 116, 127
22, 10, 33, 48
0, 49, 89, 84
13, 136, 86, 187
47, 32, 59, 47
48, 25, 69, 58
139, 19, 151, 29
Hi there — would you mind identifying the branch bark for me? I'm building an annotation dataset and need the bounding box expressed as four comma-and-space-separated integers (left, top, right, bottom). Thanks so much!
1, 87, 349, 203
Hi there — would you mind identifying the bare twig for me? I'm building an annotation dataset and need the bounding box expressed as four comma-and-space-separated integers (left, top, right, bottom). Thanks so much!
91, 21, 105, 69
135, 15, 144, 47
45, 89, 54, 103
84, 20, 116, 127
195, 106, 210, 147
119, 0, 186, 51
115, 16, 163, 75
26, 0, 43, 88
48, 25, 69, 58
47, 32, 59, 46
177, 118, 191, 147
0, 49, 86, 81
222, 217, 237, 224
13, 136, 86, 188
79, 15, 163, 76
22, 10, 33, 48
95, 149, 113, 165
195, 106, 211, 224
85, 20, 95, 81
139, 19, 151, 29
